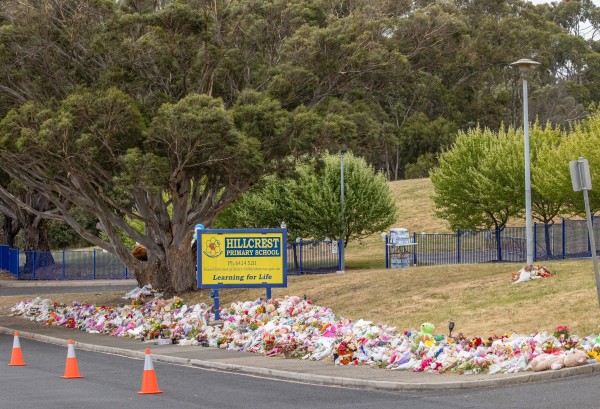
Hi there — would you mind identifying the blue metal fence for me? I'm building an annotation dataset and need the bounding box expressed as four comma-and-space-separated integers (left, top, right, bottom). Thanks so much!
0, 239, 340, 280
389, 217, 599, 267
2, 248, 129, 280
287, 239, 342, 275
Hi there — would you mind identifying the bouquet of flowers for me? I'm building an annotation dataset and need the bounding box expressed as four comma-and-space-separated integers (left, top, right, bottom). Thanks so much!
554, 325, 571, 343
334, 339, 357, 365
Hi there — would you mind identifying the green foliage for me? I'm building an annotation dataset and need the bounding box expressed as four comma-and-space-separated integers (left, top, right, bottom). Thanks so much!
405, 153, 438, 180
47, 208, 99, 249
217, 153, 397, 245
431, 126, 524, 231
4, 0, 600, 291
431, 119, 599, 231
551, 112, 600, 216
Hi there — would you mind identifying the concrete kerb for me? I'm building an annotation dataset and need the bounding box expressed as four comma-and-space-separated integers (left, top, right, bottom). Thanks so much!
0, 324, 599, 391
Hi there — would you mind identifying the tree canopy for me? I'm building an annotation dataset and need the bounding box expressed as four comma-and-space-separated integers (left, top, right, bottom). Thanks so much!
216, 153, 398, 245
431, 115, 600, 233
2, 0, 600, 292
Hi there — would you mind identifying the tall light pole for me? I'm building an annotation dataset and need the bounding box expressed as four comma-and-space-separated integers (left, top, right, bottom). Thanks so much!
511, 58, 540, 266
339, 145, 348, 273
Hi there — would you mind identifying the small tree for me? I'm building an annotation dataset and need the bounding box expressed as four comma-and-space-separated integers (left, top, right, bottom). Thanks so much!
541, 113, 600, 217
217, 153, 397, 246
530, 123, 568, 256
431, 126, 524, 232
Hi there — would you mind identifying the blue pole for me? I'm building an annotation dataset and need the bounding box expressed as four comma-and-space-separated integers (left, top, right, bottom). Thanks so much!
266, 287, 272, 300
0, 245, 6, 270
62, 249, 66, 279
413, 232, 417, 266
385, 235, 389, 269
213, 289, 220, 320
457, 229, 461, 264
496, 229, 502, 262
562, 218, 566, 259
337, 240, 342, 271
93, 249, 97, 279
533, 223, 537, 261
299, 239, 303, 274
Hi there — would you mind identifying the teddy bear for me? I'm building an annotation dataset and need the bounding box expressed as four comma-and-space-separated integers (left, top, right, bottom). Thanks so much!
131, 243, 148, 261
419, 322, 435, 342
529, 354, 565, 371
564, 350, 588, 368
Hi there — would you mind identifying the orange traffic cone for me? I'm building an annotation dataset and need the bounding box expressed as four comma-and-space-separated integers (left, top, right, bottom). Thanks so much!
8, 331, 25, 366
138, 348, 162, 394
61, 339, 84, 379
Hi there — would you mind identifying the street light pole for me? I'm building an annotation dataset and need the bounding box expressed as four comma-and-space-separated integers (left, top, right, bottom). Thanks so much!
511, 58, 540, 267
340, 145, 348, 273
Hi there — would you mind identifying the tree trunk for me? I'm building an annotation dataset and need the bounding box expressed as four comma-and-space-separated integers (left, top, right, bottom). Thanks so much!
132, 245, 197, 296
22, 218, 55, 275
3, 216, 19, 248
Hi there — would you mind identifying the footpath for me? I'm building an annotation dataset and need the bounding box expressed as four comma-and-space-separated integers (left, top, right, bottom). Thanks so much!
0, 280, 599, 391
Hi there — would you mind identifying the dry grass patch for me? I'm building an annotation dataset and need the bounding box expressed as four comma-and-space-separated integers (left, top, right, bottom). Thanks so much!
5, 259, 598, 339
345, 178, 447, 269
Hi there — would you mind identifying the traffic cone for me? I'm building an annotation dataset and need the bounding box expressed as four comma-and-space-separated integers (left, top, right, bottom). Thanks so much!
8, 331, 25, 366
138, 348, 162, 394
61, 339, 84, 379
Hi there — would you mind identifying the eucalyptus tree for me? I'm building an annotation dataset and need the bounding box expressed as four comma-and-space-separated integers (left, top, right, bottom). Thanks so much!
0, 89, 301, 293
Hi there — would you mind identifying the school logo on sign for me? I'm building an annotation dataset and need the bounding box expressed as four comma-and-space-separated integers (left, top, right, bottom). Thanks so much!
203, 237, 223, 258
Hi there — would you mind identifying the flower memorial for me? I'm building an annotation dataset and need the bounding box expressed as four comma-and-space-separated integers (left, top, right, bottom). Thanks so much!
10, 294, 600, 375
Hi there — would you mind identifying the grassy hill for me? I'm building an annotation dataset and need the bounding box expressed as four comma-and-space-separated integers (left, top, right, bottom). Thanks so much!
345, 177, 447, 269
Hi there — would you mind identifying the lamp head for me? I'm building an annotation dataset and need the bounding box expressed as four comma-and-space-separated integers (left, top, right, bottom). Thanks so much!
510, 58, 540, 77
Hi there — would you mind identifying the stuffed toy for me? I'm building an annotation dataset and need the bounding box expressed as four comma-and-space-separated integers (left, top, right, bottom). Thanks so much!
131, 244, 148, 261
529, 353, 565, 372
419, 322, 435, 341
564, 350, 588, 367
512, 264, 533, 284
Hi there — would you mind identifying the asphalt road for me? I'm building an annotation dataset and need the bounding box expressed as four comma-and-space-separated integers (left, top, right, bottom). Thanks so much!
0, 334, 598, 409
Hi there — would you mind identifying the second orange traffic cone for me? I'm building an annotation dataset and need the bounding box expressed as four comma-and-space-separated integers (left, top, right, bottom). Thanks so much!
8, 331, 25, 366
61, 339, 84, 379
138, 348, 162, 394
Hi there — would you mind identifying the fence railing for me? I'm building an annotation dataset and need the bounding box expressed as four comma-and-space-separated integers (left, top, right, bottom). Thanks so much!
287, 240, 342, 275
0, 247, 130, 280
0, 239, 342, 280
387, 218, 599, 267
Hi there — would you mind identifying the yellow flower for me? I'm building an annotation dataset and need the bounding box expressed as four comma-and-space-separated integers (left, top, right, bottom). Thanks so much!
588, 350, 600, 361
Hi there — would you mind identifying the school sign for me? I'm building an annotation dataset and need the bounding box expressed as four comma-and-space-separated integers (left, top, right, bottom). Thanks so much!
196, 228, 287, 289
